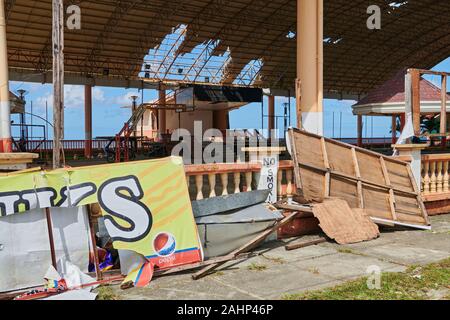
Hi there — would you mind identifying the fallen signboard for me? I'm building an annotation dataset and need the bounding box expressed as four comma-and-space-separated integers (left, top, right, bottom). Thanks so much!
0, 157, 203, 290
287, 128, 430, 230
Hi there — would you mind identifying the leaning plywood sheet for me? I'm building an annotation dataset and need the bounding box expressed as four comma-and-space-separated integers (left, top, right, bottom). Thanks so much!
312, 199, 380, 244
288, 128, 430, 229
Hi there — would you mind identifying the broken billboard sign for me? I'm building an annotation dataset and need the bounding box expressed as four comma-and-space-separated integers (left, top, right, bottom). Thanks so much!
0, 157, 203, 272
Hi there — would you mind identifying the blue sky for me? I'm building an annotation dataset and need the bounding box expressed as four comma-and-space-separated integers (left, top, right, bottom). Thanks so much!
10, 58, 450, 140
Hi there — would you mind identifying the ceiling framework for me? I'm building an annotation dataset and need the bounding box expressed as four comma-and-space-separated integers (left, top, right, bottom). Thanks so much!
6, 0, 450, 98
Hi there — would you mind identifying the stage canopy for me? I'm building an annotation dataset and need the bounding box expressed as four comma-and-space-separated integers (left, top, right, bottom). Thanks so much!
6, 0, 450, 99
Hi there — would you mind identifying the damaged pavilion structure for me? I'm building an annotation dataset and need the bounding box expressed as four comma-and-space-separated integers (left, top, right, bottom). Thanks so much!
1, 0, 450, 297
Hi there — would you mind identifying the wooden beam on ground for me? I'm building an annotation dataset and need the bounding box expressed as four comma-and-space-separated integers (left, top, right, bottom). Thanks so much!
285, 237, 328, 251
273, 202, 313, 214
192, 211, 300, 280
155, 253, 254, 278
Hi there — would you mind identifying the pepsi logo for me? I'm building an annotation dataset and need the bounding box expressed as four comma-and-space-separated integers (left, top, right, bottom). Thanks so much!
153, 232, 176, 257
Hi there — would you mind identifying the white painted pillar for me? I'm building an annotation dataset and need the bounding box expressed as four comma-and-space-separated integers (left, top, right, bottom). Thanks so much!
0, 0, 11, 153
297, 0, 323, 135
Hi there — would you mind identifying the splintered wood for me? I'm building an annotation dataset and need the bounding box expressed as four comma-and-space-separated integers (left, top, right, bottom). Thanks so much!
312, 199, 380, 245
288, 128, 430, 230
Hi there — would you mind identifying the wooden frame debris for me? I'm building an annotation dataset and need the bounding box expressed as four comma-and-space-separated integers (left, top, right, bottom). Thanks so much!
192, 211, 301, 280
287, 128, 430, 229
408, 68, 450, 137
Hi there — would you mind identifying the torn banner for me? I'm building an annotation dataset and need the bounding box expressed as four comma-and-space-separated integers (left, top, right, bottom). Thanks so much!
0, 157, 203, 271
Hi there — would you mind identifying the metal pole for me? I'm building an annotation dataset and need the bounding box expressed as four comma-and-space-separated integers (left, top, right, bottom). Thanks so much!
158, 87, 167, 135
84, 85, 92, 159
357, 115, 363, 147
45, 100, 49, 160
268, 95, 275, 131
52, 0, 64, 169
31, 100, 34, 139
0, 0, 12, 153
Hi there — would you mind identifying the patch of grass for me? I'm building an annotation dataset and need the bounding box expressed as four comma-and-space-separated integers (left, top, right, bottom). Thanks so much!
213, 271, 225, 277
261, 255, 286, 264
308, 267, 320, 275
247, 263, 268, 272
337, 248, 366, 256
96, 286, 119, 300
282, 258, 450, 300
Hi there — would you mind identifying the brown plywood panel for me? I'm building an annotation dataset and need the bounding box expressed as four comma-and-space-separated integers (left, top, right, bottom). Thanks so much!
298, 170, 326, 203
287, 128, 430, 229
363, 185, 392, 220
385, 160, 415, 192
325, 141, 355, 176
293, 133, 324, 168
394, 193, 423, 217
312, 199, 380, 245
329, 177, 359, 209
356, 151, 385, 184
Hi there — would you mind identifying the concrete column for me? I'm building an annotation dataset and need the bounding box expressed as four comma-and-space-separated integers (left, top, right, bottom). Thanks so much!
268, 95, 275, 131
0, 0, 11, 153
84, 85, 92, 159
357, 115, 363, 148
400, 113, 406, 131
158, 89, 166, 135
391, 115, 397, 145
297, 0, 323, 135
213, 109, 229, 136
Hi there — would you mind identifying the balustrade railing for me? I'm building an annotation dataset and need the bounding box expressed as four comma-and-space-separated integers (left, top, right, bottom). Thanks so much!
184, 160, 295, 201
421, 154, 450, 199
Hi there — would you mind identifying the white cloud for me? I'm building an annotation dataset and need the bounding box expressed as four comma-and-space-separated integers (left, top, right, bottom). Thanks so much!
93, 87, 105, 102
112, 91, 140, 107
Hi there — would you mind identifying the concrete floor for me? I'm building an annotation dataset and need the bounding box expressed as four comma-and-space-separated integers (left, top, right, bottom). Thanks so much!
110, 215, 450, 300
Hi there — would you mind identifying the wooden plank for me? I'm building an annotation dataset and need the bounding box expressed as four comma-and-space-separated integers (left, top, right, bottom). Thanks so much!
285, 237, 328, 251
192, 211, 300, 280
52, 0, 64, 169
410, 69, 421, 136
295, 128, 408, 165
298, 161, 418, 197
406, 165, 430, 225
351, 148, 364, 208
155, 253, 254, 277
273, 202, 313, 214
288, 128, 303, 191
45, 208, 57, 269
321, 138, 331, 197
379, 157, 398, 222
312, 199, 380, 245
441, 75, 447, 135
0, 153, 39, 160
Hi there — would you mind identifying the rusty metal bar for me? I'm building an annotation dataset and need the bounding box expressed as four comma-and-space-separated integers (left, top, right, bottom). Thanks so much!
45, 208, 57, 269
87, 205, 103, 281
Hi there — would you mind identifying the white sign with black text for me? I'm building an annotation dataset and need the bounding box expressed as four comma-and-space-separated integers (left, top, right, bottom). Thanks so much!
258, 156, 279, 204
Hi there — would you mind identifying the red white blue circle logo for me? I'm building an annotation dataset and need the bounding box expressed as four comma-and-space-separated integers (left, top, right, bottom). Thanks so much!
153, 232, 176, 257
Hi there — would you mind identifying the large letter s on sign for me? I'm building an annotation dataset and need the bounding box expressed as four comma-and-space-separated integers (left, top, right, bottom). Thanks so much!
98, 176, 153, 243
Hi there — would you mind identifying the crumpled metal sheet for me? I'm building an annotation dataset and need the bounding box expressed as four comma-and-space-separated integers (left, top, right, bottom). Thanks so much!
192, 190, 270, 218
